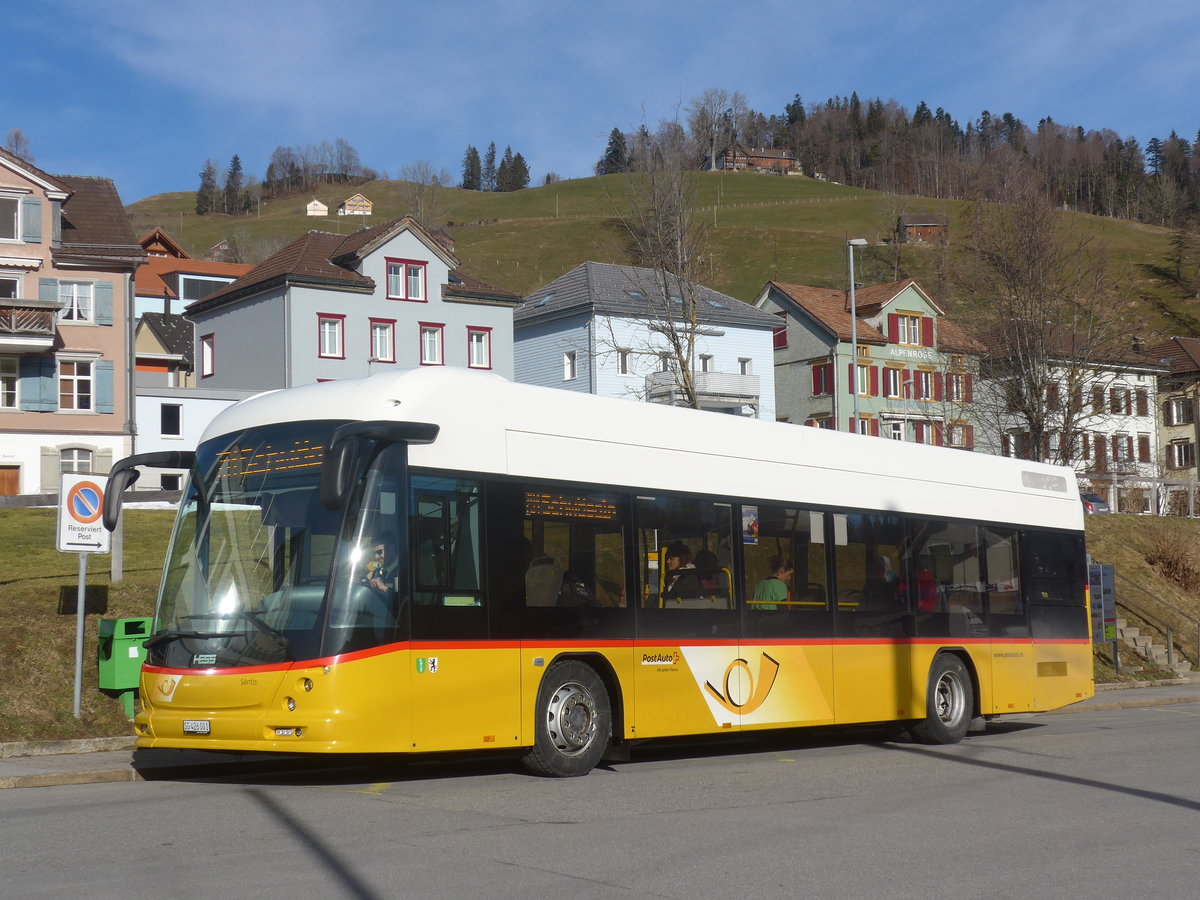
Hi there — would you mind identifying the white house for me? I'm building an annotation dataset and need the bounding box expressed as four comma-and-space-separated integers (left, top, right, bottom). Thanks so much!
514, 262, 778, 420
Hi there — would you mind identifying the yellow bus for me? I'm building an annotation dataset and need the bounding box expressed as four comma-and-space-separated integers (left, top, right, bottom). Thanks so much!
104, 367, 1093, 776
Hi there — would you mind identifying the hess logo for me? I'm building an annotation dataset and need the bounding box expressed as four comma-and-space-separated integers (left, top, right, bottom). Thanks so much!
704, 652, 780, 714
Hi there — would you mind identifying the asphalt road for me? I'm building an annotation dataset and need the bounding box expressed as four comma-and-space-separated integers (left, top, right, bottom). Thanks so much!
3, 703, 1198, 900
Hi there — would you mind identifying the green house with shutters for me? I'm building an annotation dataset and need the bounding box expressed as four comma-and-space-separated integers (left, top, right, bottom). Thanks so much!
753, 278, 984, 449
0, 147, 144, 496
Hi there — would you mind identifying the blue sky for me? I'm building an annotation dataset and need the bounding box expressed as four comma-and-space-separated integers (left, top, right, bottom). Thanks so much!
7, 0, 1199, 204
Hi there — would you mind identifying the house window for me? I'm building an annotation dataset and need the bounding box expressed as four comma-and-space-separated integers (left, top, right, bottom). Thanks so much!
1109, 387, 1131, 415
160, 403, 182, 437
467, 327, 492, 369
772, 311, 788, 349
0, 356, 17, 408
200, 333, 215, 378
369, 319, 395, 363
59, 448, 92, 475
386, 259, 427, 301
1168, 442, 1197, 469
1166, 397, 1194, 426
914, 421, 933, 444
699, 354, 714, 373
58, 282, 93, 322
739, 358, 752, 375
947, 373, 965, 402
812, 363, 833, 396
420, 323, 444, 365
915, 370, 932, 401
617, 350, 631, 375
888, 421, 904, 441
179, 276, 228, 304
0, 196, 18, 241
856, 417, 870, 435
564, 350, 578, 380
658, 353, 670, 373
58, 360, 93, 411
897, 314, 921, 345
856, 364, 870, 396
883, 368, 901, 399
318, 314, 345, 359
0, 276, 17, 299
1111, 433, 1133, 461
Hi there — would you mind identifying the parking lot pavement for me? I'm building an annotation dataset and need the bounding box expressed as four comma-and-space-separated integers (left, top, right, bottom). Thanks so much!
2, 679, 1197, 789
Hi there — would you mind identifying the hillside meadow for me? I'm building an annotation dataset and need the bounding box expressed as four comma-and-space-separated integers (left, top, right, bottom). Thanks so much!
127, 172, 1191, 338
0, 506, 1192, 743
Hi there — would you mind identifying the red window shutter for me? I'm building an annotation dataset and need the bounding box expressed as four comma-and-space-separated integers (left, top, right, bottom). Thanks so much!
964, 425, 974, 450
848, 363, 855, 393
964, 374, 973, 402
1081, 433, 1090, 459
1092, 386, 1104, 412
915, 422, 925, 443
921, 317, 934, 347
1111, 435, 1120, 459
1109, 388, 1119, 413
804, 418, 816, 427
934, 372, 944, 401
869, 366, 879, 395
1125, 392, 1133, 415
1136, 390, 1148, 417
902, 369, 912, 398
870, 419, 880, 437
1126, 435, 1135, 459
812, 365, 821, 395
934, 423, 944, 446
1095, 434, 1106, 461
887, 314, 899, 343
1138, 434, 1151, 462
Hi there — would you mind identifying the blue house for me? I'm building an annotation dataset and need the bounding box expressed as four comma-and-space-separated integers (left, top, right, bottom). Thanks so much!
515, 262, 778, 419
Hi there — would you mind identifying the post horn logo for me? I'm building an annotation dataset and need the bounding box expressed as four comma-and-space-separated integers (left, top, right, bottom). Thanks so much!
704, 652, 780, 714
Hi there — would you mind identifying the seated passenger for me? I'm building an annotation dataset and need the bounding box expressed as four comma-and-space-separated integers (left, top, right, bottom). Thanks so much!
753, 557, 793, 610
663, 541, 694, 596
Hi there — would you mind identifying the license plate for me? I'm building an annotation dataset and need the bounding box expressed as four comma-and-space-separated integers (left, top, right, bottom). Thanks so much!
183, 719, 211, 735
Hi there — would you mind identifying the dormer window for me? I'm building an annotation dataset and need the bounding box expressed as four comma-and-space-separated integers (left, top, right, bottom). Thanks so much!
386, 259, 427, 302
888, 312, 931, 347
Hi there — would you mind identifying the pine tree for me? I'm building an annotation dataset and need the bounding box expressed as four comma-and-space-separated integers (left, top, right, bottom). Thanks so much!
496, 145, 515, 191
461, 145, 482, 190
196, 159, 219, 215
482, 142, 497, 191
599, 127, 628, 175
510, 152, 530, 190
223, 155, 243, 215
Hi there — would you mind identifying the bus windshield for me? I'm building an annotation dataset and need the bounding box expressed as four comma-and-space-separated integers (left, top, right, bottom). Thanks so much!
152, 419, 405, 668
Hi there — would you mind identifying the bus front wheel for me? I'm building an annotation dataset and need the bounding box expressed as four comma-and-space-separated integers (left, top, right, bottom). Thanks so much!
911, 654, 972, 745
522, 660, 612, 777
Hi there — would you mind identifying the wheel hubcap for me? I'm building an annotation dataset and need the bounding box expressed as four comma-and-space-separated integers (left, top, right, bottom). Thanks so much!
547, 681, 595, 754
934, 671, 966, 726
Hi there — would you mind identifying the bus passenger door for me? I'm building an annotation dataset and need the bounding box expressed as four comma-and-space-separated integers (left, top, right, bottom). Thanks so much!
740, 505, 835, 731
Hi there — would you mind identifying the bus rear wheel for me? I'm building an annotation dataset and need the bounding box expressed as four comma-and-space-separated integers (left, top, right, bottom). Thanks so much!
911, 654, 972, 745
522, 660, 611, 777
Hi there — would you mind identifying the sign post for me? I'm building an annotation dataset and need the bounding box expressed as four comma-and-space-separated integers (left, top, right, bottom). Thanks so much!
57, 474, 111, 718
1089, 563, 1118, 673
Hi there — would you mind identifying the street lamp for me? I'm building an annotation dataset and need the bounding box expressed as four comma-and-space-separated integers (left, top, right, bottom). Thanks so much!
847, 238, 868, 434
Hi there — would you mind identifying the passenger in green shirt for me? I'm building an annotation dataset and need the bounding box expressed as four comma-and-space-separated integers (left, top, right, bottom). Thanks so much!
753, 557, 794, 611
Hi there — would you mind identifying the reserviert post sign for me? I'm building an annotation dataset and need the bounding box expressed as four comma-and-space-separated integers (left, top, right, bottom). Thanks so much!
58, 473, 111, 555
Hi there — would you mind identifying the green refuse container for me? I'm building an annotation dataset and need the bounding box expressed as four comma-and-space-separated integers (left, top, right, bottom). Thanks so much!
98, 617, 152, 717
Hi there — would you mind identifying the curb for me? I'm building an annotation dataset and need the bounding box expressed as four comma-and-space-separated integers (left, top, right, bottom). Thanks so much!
0, 736, 136, 759
0, 769, 141, 790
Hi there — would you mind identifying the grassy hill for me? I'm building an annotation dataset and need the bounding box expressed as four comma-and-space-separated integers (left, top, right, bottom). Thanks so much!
126, 173, 1194, 338
0, 506, 1193, 744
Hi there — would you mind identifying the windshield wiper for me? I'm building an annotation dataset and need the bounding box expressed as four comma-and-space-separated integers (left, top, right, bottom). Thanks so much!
147, 612, 291, 657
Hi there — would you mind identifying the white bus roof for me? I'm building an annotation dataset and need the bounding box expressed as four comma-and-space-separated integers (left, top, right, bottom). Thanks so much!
202, 367, 1083, 532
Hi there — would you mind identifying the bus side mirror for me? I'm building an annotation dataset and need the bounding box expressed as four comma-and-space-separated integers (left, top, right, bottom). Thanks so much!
102, 451, 196, 532
320, 421, 440, 511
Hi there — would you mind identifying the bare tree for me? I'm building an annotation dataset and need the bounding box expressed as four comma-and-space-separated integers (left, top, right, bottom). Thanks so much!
3, 128, 33, 162
686, 88, 746, 170
602, 117, 715, 408
956, 176, 1138, 466
398, 160, 451, 224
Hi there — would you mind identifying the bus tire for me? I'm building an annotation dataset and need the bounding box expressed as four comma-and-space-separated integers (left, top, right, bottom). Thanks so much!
911, 654, 972, 745
522, 660, 611, 777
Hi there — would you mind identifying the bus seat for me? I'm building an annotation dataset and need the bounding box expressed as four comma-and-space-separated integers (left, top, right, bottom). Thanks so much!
525, 555, 563, 607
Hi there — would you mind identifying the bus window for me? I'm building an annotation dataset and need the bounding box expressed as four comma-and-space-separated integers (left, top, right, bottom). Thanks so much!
410, 475, 486, 640
984, 527, 1025, 637
1022, 531, 1088, 639
485, 481, 630, 639
742, 505, 832, 639
909, 520, 986, 638
833, 513, 911, 637
636, 495, 737, 639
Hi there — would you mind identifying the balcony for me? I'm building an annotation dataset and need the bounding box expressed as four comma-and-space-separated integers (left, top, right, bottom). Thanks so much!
645, 370, 761, 413
0, 298, 59, 353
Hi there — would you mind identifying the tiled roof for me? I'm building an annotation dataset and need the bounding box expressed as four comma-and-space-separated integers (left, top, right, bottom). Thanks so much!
844, 279, 942, 316
900, 214, 949, 227
445, 269, 520, 304
768, 281, 887, 343
517, 262, 780, 329
140, 312, 194, 365
53, 175, 144, 265
936, 318, 987, 355
135, 254, 252, 300
0, 147, 71, 194
1148, 336, 1200, 374
985, 323, 1168, 370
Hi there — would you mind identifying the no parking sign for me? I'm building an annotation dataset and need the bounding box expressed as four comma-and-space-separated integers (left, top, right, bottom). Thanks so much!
57, 473, 111, 554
